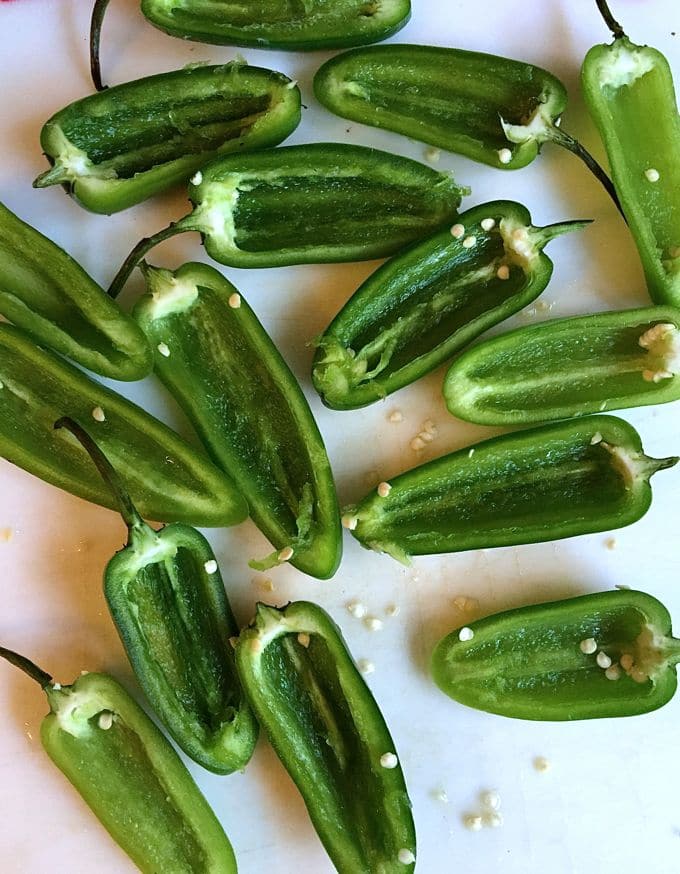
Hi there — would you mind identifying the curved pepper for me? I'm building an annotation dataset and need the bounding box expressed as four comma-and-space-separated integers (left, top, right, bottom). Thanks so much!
235, 601, 416, 873
312, 201, 588, 409
107, 143, 467, 296
0, 648, 237, 873
0, 323, 246, 526
134, 262, 341, 580
346, 415, 677, 562
34, 62, 301, 214
56, 417, 258, 774
444, 305, 680, 425
581, 0, 680, 305
431, 589, 680, 721
0, 201, 151, 381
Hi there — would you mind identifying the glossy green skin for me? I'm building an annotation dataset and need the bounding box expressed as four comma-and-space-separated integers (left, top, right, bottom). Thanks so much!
42, 673, 237, 872
0, 201, 151, 380
36, 63, 301, 214
312, 201, 574, 409
314, 44, 567, 169
582, 38, 680, 305
444, 305, 680, 425
183, 143, 466, 267
235, 602, 415, 873
0, 323, 246, 526
432, 590, 680, 721
134, 263, 341, 579
141, 0, 411, 50
348, 415, 677, 561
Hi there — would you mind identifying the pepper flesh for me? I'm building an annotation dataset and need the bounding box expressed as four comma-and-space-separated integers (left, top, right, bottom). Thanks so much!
312, 201, 588, 409
235, 601, 416, 873
444, 305, 680, 425
0, 201, 151, 380
347, 415, 677, 562
431, 589, 680, 721
0, 649, 237, 873
582, 1, 680, 305
35, 62, 301, 214
0, 323, 246, 526
134, 262, 341, 579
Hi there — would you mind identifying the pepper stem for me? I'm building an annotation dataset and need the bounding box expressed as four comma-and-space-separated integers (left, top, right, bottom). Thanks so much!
548, 127, 624, 218
107, 222, 189, 299
90, 0, 112, 91
649, 455, 680, 475
0, 646, 52, 688
534, 218, 593, 247
595, 0, 626, 40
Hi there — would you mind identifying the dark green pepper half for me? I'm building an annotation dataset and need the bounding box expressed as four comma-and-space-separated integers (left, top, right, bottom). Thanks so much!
0, 323, 246, 526
56, 417, 258, 774
582, 1, 680, 305
346, 415, 677, 562
107, 143, 467, 296
312, 200, 588, 409
235, 601, 416, 873
444, 305, 680, 425
431, 589, 680, 721
35, 62, 301, 214
134, 262, 341, 580
0, 201, 151, 380
0, 648, 237, 872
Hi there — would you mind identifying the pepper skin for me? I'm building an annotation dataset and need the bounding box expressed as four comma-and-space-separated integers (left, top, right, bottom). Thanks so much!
0, 201, 151, 381
431, 589, 680, 721
134, 262, 341, 579
0, 323, 247, 526
346, 415, 677, 563
0, 648, 237, 873
235, 601, 416, 873
107, 143, 467, 296
582, 0, 680, 305
444, 305, 680, 425
34, 62, 301, 214
312, 201, 588, 409
56, 417, 258, 774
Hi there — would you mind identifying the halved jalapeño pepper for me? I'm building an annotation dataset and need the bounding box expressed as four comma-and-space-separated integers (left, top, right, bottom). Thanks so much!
0, 201, 151, 381
582, 1, 680, 305
107, 143, 466, 295
312, 201, 588, 409
56, 417, 258, 774
35, 62, 301, 214
0, 649, 237, 873
0, 323, 246, 526
346, 416, 677, 562
431, 589, 680, 721
235, 601, 416, 873
134, 262, 341, 579
444, 305, 680, 425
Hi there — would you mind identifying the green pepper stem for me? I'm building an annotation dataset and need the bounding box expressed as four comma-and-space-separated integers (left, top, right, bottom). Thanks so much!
649, 455, 680, 475
548, 127, 624, 218
595, 0, 626, 40
90, 0, 112, 91
107, 222, 189, 299
0, 646, 52, 688
535, 218, 593, 247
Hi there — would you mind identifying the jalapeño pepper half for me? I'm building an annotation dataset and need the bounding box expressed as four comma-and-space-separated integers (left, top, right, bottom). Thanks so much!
347, 415, 677, 563
312, 201, 588, 409
432, 589, 680, 721
35, 62, 301, 213
0, 648, 237, 873
134, 262, 341, 579
235, 601, 416, 873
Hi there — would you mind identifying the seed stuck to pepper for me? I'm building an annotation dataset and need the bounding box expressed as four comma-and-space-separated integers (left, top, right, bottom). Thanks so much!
380, 752, 399, 769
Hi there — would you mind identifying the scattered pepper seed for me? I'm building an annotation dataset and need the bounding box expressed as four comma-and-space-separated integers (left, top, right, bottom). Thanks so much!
498, 148, 513, 164
358, 659, 375, 675
380, 752, 398, 769
596, 651, 612, 669
579, 638, 597, 655
463, 814, 483, 831
91, 406, 106, 422
605, 537, 618, 550
450, 223, 465, 239
190, 171, 203, 185
203, 559, 218, 574
590, 432, 603, 445
398, 849, 416, 865
98, 711, 113, 730
297, 633, 311, 648
347, 600, 366, 619
432, 788, 449, 803
480, 790, 501, 810
388, 409, 404, 423
620, 653, 634, 671
458, 627, 474, 642
533, 756, 551, 773
480, 218, 496, 231
365, 616, 383, 631
462, 235, 477, 249
644, 167, 660, 183
410, 437, 426, 451
157, 342, 170, 357
605, 664, 621, 681
377, 482, 392, 498
385, 604, 400, 617
485, 812, 504, 828
278, 546, 294, 562
341, 514, 358, 530
228, 292, 241, 309
424, 146, 441, 164
496, 264, 510, 280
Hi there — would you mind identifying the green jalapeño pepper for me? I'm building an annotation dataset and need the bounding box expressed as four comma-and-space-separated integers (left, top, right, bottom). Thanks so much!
35, 62, 301, 214
235, 601, 416, 873
0, 647, 237, 872
0, 201, 151, 381
444, 305, 680, 425
314, 44, 620, 207
56, 417, 258, 774
582, 0, 680, 305
107, 143, 467, 296
0, 323, 246, 526
431, 589, 680, 721
134, 262, 341, 579
346, 415, 676, 563
312, 201, 588, 409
